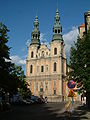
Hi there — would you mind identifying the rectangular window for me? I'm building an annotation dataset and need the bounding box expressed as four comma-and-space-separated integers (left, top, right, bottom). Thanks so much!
46, 65, 48, 71
53, 81, 56, 89
54, 62, 57, 72
54, 90, 56, 95
30, 65, 33, 73
40, 88, 43, 92
37, 66, 39, 72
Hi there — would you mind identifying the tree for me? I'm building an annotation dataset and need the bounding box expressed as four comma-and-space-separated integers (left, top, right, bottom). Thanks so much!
8, 64, 24, 92
69, 28, 90, 107
0, 22, 11, 90
9, 64, 31, 98
0, 22, 31, 99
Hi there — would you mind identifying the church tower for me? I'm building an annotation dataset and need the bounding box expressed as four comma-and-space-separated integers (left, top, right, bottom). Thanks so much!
26, 16, 40, 77
52, 8, 63, 41
50, 8, 66, 101
31, 15, 40, 46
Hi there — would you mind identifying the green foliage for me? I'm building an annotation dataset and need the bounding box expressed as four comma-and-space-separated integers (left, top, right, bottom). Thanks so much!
0, 21, 31, 97
8, 64, 25, 93
0, 22, 10, 60
69, 29, 90, 93
18, 87, 31, 99
0, 22, 11, 90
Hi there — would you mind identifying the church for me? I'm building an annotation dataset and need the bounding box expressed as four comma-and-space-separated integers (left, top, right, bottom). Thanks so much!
26, 8, 67, 102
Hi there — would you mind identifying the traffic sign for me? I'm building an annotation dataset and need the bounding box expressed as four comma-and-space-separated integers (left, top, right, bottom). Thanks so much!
68, 90, 77, 97
67, 80, 76, 89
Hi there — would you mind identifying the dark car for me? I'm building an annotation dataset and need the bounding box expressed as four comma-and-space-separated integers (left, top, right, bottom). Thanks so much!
31, 95, 39, 103
37, 98, 45, 104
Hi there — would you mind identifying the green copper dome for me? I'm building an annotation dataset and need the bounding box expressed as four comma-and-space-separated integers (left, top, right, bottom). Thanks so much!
30, 16, 40, 46
52, 8, 63, 41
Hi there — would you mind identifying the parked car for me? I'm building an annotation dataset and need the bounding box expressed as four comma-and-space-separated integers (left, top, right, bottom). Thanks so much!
37, 98, 45, 104
26, 98, 34, 104
31, 95, 39, 104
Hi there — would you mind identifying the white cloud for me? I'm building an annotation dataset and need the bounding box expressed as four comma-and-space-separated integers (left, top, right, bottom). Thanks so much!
10, 55, 26, 65
40, 33, 44, 41
40, 33, 47, 43
26, 39, 30, 48
40, 33, 50, 48
63, 26, 79, 59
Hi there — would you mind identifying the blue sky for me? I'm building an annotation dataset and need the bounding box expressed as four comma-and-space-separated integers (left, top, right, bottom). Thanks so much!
0, 0, 90, 74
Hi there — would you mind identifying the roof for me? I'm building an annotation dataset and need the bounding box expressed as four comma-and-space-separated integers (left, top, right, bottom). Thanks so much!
79, 23, 85, 28
85, 10, 90, 16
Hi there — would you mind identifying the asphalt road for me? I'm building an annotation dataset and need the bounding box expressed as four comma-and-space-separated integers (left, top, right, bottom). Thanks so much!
0, 102, 89, 120
0, 103, 66, 120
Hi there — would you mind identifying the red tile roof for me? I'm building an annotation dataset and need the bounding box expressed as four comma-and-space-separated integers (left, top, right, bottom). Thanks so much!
79, 23, 85, 28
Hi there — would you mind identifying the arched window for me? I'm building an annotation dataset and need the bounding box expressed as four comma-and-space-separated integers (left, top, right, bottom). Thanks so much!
46, 52, 48, 55
54, 48, 57, 55
36, 34, 37, 39
41, 51, 44, 57
58, 29, 60, 33
33, 34, 34, 38
30, 65, 33, 73
31, 51, 34, 58
54, 62, 57, 72
55, 29, 57, 33
41, 65, 44, 72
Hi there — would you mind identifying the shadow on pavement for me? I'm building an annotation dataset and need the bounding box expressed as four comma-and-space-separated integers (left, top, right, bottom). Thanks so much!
64, 105, 90, 120
0, 103, 90, 120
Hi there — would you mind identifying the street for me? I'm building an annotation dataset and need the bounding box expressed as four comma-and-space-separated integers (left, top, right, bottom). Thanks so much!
0, 102, 90, 120
0, 102, 67, 120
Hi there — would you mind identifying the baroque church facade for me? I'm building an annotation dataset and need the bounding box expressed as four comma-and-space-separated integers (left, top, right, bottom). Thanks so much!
26, 9, 67, 102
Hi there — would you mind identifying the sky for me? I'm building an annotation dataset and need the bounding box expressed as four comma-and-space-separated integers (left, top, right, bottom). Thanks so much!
0, 0, 90, 74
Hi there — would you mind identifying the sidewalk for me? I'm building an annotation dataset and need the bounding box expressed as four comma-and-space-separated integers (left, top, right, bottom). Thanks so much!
72, 104, 90, 120
64, 102, 90, 120
57, 101, 90, 120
